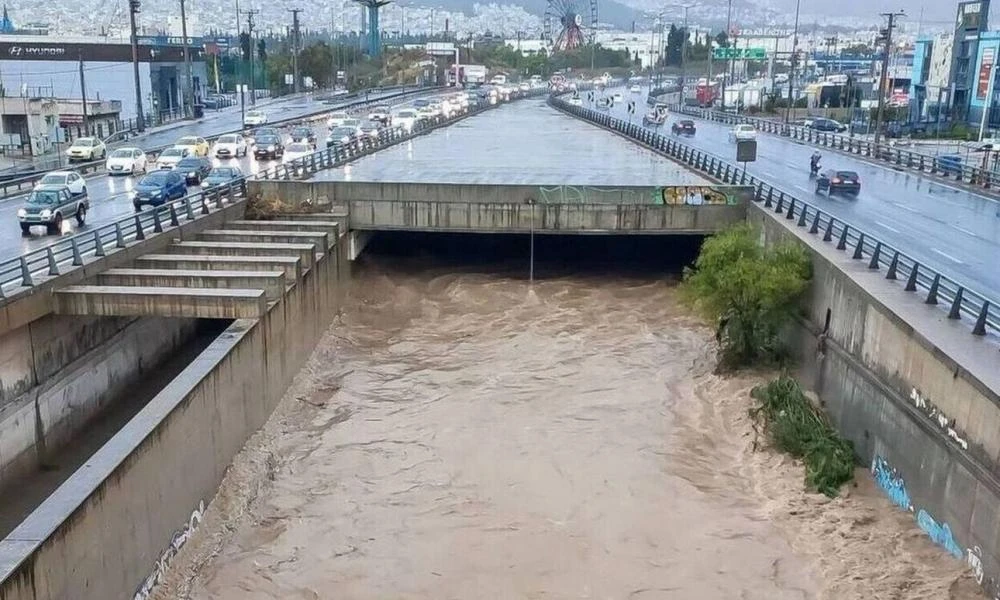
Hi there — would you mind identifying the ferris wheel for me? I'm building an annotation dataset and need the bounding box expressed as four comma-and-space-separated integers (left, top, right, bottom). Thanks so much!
544, 0, 598, 52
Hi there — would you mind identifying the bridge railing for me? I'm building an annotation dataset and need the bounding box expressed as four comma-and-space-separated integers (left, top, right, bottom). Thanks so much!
0, 89, 546, 303
548, 95, 1000, 340
670, 105, 1000, 191
0, 85, 432, 200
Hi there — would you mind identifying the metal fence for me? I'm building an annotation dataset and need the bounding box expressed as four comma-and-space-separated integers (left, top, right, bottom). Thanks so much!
0, 85, 429, 200
671, 105, 1000, 192
549, 95, 1000, 340
0, 88, 547, 302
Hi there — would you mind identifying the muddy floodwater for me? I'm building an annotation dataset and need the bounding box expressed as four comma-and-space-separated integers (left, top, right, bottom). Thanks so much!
157, 236, 979, 600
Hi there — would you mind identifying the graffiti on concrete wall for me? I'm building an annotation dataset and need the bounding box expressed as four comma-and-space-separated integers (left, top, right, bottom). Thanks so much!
871, 455, 913, 511
654, 186, 740, 206
536, 186, 651, 205
916, 508, 964, 559
910, 387, 969, 451
133, 500, 205, 600
966, 546, 1000, 600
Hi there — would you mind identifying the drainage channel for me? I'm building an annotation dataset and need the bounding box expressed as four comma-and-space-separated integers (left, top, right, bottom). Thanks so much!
0, 318, 231, 538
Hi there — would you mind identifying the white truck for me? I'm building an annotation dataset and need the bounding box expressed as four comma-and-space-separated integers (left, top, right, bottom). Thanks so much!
490, 73, 507, 86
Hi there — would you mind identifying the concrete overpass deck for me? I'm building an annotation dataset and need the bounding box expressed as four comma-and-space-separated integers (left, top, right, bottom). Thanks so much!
313, 97, 711, 186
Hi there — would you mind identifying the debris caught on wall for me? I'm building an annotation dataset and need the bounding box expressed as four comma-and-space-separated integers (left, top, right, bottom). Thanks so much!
910, 388, 969, 451
133, 500, 205, 600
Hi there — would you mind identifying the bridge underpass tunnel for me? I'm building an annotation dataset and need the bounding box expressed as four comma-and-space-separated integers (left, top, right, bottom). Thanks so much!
360, 232, 707, 278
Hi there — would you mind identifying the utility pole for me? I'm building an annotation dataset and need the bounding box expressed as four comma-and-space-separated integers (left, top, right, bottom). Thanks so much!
128, 0, 145, 132
722, 0, 732, 109
873, 10, 904, 146
290, 8, 303, 93
784, 0, 801, 126
246, 9, 259, 105
180, 0, 193, 115
679, 5, 691, 105
78, 52, 89, 136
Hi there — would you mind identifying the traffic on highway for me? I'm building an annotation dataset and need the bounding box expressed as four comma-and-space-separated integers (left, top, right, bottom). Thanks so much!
0, 89, 458, 261
589, 85, 1000, 301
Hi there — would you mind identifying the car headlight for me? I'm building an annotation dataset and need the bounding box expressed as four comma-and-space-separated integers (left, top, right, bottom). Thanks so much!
17, 208, 26, 218
39, 209, 52, 219
188, 171, 196, 177
201, 180, 210, 187
267, 145, 275, 151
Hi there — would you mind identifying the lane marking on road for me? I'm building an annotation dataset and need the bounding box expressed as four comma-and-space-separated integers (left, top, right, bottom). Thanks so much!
890, 201, 920, 213
931, 248, 965, 265
875, 221, 901, 233
951, 225, 979, 238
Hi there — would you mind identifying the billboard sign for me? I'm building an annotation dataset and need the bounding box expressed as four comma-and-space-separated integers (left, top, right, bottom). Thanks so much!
979, 46, 995, 100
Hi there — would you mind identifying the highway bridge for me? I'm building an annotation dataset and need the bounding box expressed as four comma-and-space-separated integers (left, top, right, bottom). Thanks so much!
0, 84, 999, 600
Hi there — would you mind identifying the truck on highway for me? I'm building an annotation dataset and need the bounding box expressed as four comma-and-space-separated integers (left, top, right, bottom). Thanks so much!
450, 64, 488, 86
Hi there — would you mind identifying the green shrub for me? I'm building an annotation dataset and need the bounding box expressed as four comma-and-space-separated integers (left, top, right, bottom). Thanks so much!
749, 375, 855, 496
681, 224, 811, 370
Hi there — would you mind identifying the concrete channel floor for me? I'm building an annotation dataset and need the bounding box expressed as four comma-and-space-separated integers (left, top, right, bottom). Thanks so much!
313, 97, 711, 186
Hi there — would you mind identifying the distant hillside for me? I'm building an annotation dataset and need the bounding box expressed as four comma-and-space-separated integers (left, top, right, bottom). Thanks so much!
439, 0, 642, 31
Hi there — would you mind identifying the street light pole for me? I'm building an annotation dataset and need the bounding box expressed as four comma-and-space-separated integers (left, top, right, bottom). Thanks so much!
722, 0, 732, 109
180, 0, 193, 115
784, 0, 801, 126
128, 0, 145, 132
873, 11, 904, 146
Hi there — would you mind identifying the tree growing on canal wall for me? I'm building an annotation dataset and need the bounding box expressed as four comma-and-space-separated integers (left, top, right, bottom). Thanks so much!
681, 224, 811, 371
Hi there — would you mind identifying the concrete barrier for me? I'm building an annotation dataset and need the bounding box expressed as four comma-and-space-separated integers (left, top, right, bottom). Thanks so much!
0, 222, 346, 600
749, 202, 1000, 597
0, 315, 198, 491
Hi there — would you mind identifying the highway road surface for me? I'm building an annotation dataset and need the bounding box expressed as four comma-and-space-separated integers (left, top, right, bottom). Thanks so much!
0, 91, 438, 261
601, 87, 1000, 300
314, 96, 711, 186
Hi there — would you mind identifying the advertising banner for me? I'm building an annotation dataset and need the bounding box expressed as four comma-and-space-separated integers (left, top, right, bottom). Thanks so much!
979, 46, 995, 100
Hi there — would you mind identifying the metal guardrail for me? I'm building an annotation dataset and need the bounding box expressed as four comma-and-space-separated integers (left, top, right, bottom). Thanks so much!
670, 105, 1000, 193
549, 95, 1000, 340
0, 85, 428, 200
0, 89, 544, 302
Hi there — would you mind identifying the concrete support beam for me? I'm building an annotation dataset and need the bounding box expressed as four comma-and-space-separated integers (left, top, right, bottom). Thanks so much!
53, 286, 267, 319
167, 241, 316, 271
97, 269, 287, 301
225, 219, 343, 238
134, 254, 302, 282
198, 229, 331, 252
348, 230, 373, 261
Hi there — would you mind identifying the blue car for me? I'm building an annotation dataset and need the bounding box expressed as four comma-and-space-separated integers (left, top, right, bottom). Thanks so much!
133, 170, 187, 211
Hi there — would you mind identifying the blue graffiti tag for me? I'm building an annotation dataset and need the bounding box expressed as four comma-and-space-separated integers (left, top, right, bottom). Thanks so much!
871, 456, 912, 511
916, 509, 963, 559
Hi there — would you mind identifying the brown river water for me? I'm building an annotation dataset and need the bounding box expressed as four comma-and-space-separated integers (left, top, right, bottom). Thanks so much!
155, 234, 981, 600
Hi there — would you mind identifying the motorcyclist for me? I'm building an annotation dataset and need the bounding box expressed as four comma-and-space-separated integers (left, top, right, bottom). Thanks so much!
810, 151, 822, 173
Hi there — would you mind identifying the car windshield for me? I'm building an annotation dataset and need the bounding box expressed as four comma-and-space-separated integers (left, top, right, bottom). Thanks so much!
257, 136, 279, 145
292, 128, 311, 136
209, 168, 238, 178
161, 148, 184, 157
247, 111, 264, 118
413, 100, 429, 107
396, 110, 416, 118
287, 143, 312, 153
28, 190, 61, 204
141, 172, 170, 185
331, 127, 354, 137
177, 158, 204, 168
681, 121, 694, 126
73, 138, 97, 147
110, 149, 135, 158
218, 135, 239, 144
836, 171, 859, 179
329, 112, 347, 119
40, 174, 67, 184
342, 119, 361, 126
738, 125, 754, 131
178, 137, 199, 145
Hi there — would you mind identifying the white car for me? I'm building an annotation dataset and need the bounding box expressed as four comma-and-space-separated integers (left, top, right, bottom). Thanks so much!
612, 92, 624, 102
729, 124, 758, 143
394, 109, 419, 132
327, 112, 349, 128
283, 142, 314, 164
35, 171, 88, 195
519, 82, 530, 92
630, 85, 642, 94
426, 102, 444, 117
213, 134, 248, 159
105, 148, 148, 175
244, 110, 268, 126
569, 96, 583, 106
155, 147, 189, 169
367, 105, 391, 122
66, 137, 107, 162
